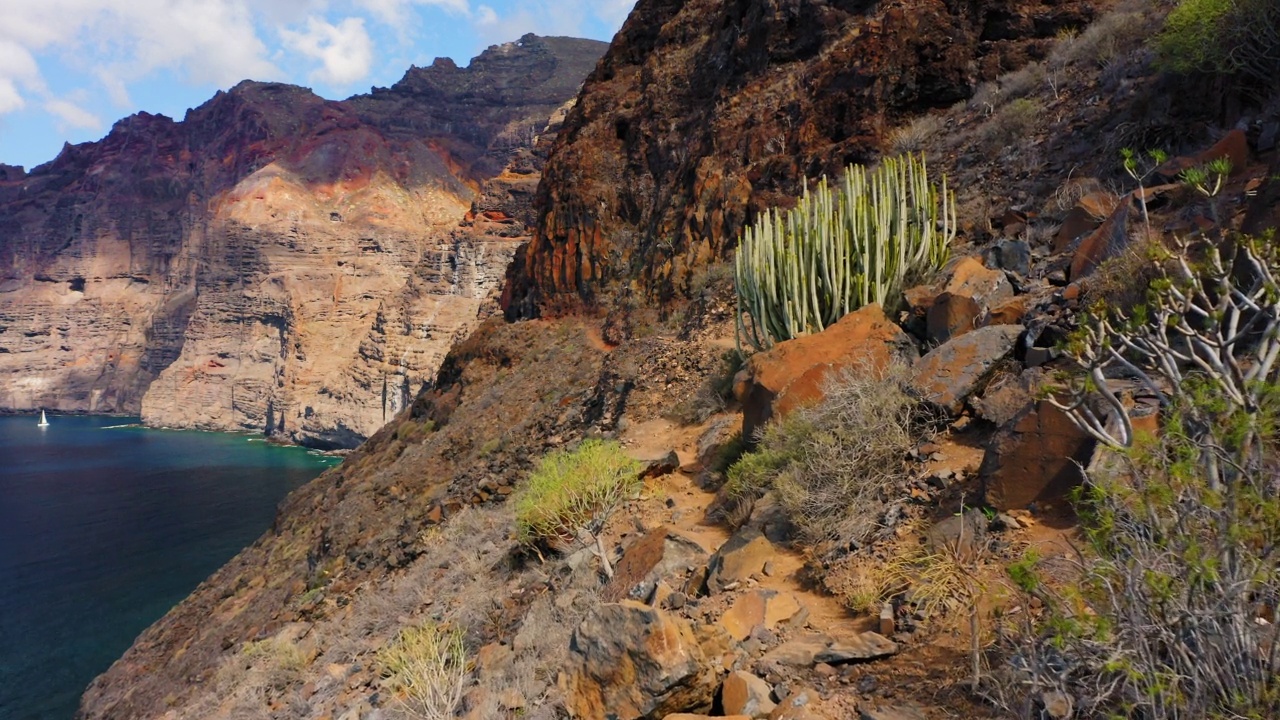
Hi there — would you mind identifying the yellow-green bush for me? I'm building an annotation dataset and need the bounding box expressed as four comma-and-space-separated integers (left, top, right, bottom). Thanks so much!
513, 439, 641, 547
1156, 0, 1280, 87
379, 622, 469, 720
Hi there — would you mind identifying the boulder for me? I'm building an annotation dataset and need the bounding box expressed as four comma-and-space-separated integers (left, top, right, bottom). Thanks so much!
911, 325, 1022, 414
719, 589, 804, 641
603, 527, 709, 603
664, 715, 750, 720
721, 671, 777, 718
734, 304, 917, 441
760, 631, 896, 667
1157, 128, 1250, 180
981, 400, 1096, 511
1054, 190, 1117, 253
706, 528, 777, 594
925, 292, 984, 345
563, 601, 719, 720
924, 257, 1015, 345
636, 449, 681, 479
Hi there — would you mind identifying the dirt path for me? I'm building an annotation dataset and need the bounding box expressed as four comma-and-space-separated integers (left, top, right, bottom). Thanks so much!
620, 414, 876, 639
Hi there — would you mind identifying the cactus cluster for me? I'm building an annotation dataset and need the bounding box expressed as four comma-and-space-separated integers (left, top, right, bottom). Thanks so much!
734, 153, 954, 351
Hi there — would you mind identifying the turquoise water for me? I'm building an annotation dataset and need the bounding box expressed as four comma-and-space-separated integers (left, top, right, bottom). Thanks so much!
0, 414, 337, 720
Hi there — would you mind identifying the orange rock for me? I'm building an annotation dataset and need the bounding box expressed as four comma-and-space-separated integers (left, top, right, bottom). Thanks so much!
720, 589, 803, 640
1158, 128, 1250, 179
981, 400, 1096, 511
734, 304, 917, 440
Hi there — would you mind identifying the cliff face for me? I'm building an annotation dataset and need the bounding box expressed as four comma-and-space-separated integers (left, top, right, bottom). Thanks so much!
503, 0, 1097, 318
0, 35, 605, 447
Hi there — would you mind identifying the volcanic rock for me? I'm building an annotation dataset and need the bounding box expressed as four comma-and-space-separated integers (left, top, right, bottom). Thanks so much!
0, 35, 606, 447
563, 601, 720, 720
911, 325, 1022, 414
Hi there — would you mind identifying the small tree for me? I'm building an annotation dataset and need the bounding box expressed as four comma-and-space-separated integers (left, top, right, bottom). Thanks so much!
514, 439, 642, 578
1028, 232, 1280, 717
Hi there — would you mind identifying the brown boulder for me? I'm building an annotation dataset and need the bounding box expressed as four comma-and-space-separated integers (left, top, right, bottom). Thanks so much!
1158, 128, 1250, 179
603, 527, 709, 603
706, 528, 777, 594
981, 400, 1096, 511
721, 670, 777, 718
1054, 190, 1117, 253
720, 589, 804, 640
760, 631, 897, 666
911, 325, 1022, 415
925, 292, 984, 345
734, 304, 916, 441
564, 601, 719, 720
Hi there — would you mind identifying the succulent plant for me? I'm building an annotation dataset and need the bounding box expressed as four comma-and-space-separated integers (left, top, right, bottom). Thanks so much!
735, 153, 954, 351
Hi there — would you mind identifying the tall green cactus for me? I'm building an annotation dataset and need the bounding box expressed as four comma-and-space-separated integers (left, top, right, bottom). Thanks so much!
735, 153, 954, 351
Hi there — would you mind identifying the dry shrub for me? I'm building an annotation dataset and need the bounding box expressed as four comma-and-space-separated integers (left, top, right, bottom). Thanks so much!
727, 364, 932, 547
999, 62, 1047, 101
1049, 11, 1147, 68
378, 623, 469, 720
888, 114, 945, 155
982, 98, 1042, 150
1079, 231, 1164, 308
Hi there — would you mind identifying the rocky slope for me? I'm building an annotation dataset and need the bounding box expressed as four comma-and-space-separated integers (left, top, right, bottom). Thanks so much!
0, 35, 605, 447
76, 0, 1280, 719
504, 0, 1099, 319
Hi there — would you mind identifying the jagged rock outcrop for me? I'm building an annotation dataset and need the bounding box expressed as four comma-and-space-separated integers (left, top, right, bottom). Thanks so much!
0, 35, 605, 447
503, 0, 1098, 319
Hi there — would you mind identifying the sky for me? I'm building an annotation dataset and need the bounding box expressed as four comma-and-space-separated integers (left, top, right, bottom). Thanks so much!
0, 0, 636, 171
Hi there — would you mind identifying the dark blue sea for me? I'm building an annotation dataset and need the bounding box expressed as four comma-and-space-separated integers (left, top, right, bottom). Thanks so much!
0, 414, 337, 720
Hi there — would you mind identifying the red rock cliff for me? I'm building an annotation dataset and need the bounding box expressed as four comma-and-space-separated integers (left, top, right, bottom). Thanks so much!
0, 34, 605, 447
505, 0, 1096, 318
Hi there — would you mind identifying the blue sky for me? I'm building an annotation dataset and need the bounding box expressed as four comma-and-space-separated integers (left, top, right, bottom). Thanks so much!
0, 0, 635, 171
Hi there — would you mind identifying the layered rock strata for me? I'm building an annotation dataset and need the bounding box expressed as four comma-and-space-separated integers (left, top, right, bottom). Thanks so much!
0, 35, 605, 447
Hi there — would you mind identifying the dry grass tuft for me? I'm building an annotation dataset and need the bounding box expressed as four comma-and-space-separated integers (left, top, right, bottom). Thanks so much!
727, 364, 933, 547
378, 623, 470, 720
888, 115, 945, 155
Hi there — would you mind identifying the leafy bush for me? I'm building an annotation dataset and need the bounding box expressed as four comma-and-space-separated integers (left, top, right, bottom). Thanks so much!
514, 439, 641, 576
1156, 0, 1280, 88
1009, 234, 1280, 718
734, 154, 953, 351
726, 365, 931, 546
378, 622, 469, 720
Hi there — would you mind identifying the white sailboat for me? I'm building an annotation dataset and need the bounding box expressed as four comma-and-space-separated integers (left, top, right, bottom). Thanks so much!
37, 410, 49, 428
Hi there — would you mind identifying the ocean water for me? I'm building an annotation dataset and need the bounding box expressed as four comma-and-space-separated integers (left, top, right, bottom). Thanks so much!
0, 414, 337, 720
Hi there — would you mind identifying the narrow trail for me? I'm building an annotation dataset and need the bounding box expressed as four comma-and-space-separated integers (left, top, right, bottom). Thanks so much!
620, 414, 877, 640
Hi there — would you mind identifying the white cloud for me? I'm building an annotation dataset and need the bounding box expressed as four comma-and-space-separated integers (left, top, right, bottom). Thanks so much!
358, 0, 469, 27
0, 79, 25, 114
475, 4, 497, 26
281, 16, 375, 86
44, 98, 100, 129
93, 68, 132, 108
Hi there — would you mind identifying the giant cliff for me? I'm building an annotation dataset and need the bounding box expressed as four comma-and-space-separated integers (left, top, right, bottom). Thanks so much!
0, 34, 605, 447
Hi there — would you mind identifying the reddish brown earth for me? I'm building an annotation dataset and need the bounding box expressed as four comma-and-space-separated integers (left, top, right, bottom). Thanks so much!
0, 35, 605, 447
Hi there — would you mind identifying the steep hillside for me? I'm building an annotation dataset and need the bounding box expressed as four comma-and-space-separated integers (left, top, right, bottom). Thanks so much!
74, 0, 1280, 717
0, 35, 605, 448
504, 0, 1098, 319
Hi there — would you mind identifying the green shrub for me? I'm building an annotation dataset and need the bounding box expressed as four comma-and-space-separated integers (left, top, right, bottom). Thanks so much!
1156, 0, 1280, 87
514, 439, 641, 553
734, 153, 953, 351
1007, 234, 1280, 718
726, 365, 930, 546
378, 623, 469, 720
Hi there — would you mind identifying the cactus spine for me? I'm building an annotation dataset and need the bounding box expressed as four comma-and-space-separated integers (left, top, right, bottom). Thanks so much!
735, 153, 954, 351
